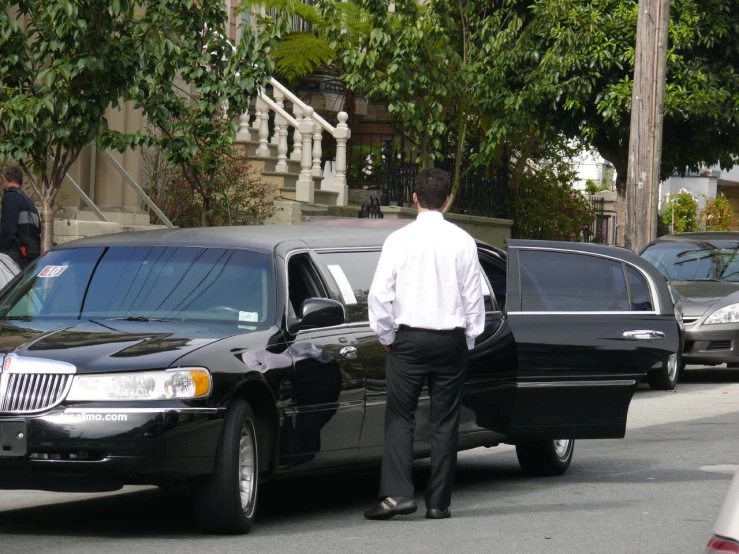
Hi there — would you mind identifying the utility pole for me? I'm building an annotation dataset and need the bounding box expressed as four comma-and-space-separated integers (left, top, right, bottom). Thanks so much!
624, 0, 671, 253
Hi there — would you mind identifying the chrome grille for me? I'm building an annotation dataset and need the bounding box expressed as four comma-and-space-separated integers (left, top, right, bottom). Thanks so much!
0, 373, 72, 412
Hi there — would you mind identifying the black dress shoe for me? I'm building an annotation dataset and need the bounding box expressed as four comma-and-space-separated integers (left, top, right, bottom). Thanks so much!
364, 497, 418, 520
426, 508, 451, 519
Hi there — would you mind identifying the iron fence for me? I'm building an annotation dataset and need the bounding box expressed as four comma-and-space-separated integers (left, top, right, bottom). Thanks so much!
584, 197, 608, 244
342, 133, 510, 219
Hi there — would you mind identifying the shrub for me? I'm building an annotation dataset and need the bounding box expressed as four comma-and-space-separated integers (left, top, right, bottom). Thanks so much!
662, 189, 698, 233
701, 194, 735, 231
143, 144, 276, 228
514, 176, 595, 241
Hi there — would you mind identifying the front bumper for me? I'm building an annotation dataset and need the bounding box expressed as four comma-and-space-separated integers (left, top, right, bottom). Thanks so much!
0, 405, 224, 492
682, 322, 739, 365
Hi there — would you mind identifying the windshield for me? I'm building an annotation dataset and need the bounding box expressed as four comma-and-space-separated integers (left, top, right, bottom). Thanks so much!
0, 246, 274, 327
641, 240, 739, 282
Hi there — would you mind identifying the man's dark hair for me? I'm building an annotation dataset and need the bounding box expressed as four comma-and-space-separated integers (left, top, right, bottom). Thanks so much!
2, 165, 23, 187
415, 168, 451, 210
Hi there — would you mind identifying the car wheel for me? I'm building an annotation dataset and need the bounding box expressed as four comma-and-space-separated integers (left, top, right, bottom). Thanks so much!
194, 398, 259, 534
516, 439, 574, 476
647, 352, 680, 391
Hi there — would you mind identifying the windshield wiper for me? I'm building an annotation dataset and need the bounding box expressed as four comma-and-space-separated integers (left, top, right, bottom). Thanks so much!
109, 316, 178, 323
682, 278, 721, 282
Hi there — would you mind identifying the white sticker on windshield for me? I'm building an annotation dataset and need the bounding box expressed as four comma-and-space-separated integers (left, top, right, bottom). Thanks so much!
38, 265, 68, 278
239, 311, 258, 322
327, 264, 358, 305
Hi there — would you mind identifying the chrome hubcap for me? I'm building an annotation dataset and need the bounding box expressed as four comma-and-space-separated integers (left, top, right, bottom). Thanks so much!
238, 422, 256, 514
667, 353, 678, 381
553, 439, 571, 459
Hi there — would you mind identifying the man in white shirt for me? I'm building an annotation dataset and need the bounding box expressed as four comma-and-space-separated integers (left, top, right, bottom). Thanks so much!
363, 168, 486, 521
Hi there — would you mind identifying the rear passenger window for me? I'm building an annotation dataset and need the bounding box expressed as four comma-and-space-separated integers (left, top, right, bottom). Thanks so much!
318, 251, 382, 321
626, 266, 653, 311
519, 250, 630, 312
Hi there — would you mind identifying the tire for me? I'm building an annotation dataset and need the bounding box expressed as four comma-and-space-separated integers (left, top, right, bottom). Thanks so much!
194, 398, 259, 535
647, 352, 680, 391
516, 439, 574, 476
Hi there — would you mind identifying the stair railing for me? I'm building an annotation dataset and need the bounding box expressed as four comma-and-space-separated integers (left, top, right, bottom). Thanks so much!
235, 78, 350, 206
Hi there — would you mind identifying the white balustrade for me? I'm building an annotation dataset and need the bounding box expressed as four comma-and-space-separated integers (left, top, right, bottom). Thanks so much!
290, 105, 303, 162
312, 121, 323, 177
235, 78, 354, 206
296, 107, 315, 203
270, 89, 285, 146
254, 97, 270, 158
275, 110, 289, 173
235, 111, 252, 142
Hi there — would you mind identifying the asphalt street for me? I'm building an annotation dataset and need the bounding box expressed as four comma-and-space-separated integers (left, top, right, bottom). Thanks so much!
2, 367, 739, 554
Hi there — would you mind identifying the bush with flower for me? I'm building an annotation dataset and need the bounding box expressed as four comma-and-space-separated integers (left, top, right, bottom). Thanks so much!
662, 188, 698, 233
701, 194, 736, 231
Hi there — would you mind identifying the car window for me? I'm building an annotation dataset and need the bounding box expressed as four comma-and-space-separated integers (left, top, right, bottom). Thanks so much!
287, 253, 329, 317
641, 240, 739, 282
0, 246, 274, 328
318, 251, 381, 321
626, 265, 653, 311
519, 250, 631, 312
479, 254, 506, 312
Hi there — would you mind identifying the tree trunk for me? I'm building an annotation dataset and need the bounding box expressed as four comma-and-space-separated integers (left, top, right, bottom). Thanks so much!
443, 104, 469, 215
511, 131, 538, 199
616, 178, 626, 247
595, 137, 629, 247
201, 195, 211, 227
41, 197, 54, 253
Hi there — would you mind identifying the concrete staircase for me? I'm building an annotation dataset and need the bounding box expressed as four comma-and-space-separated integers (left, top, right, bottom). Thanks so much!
238, 135, 342, 221
53, 208, 166, 244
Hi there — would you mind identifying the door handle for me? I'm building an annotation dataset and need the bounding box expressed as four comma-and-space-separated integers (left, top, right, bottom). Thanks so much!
340, 346, 358, 359
623, 330, 665, 340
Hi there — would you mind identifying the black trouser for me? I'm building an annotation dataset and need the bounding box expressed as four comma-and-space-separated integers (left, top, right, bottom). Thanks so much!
378, 326, 468, 510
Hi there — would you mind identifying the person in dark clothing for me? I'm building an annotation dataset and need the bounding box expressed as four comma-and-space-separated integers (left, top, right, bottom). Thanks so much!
0, 165, 41, 268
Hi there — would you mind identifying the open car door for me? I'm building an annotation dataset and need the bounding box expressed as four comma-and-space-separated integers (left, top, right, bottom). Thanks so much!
504, 240, 680, 440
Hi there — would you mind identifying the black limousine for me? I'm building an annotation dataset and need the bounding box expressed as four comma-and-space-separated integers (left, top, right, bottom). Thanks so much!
0, 226, 679, 534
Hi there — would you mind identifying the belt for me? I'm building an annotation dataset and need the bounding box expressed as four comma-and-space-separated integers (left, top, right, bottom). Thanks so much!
398, 325, 464, 334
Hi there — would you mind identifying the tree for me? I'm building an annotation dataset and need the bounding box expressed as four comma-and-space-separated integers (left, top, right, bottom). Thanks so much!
510, 0, 739, 245
133, 0, 288, 227
0, 1, 146, 251
331, 0, 536, 211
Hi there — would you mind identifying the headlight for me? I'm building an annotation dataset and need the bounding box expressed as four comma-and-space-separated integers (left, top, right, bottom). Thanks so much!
704, 303, 739, 325
66, 368, 212, 401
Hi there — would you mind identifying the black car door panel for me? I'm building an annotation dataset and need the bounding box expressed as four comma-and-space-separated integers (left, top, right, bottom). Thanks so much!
504, 241, 680, 439
282, 251, 365, 469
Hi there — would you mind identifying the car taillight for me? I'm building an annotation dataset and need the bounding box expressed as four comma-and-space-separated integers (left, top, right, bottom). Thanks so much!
706, 536, 739, 553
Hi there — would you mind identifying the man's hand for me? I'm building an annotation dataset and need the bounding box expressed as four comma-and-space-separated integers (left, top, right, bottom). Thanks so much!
384, 345, 392, 353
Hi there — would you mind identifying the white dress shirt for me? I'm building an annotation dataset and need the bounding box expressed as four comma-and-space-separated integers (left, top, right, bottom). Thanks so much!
368, 211, 486, 351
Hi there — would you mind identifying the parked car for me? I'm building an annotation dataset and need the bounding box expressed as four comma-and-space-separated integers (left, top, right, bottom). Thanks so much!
641, 233, 739, 375
0, 253, 20, 289
0, 227, 679, 534
704, 468, 739, 553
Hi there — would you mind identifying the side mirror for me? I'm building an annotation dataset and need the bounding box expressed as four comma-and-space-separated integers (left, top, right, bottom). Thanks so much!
293, 298, 345, 332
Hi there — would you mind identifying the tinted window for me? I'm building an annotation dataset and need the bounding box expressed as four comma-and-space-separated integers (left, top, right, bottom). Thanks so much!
519, 250, 629, 312
319, 251, 381, 321
480, 256, 505, 312
0, 247, 274, 328
641, 240, 739, 282
626, 266, 653, 311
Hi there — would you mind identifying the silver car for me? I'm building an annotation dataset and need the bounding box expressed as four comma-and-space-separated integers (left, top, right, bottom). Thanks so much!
642, 233, 739, 375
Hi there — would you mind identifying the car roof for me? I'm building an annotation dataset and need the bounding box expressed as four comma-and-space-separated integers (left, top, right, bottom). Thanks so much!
648, 232, 739, 244
52, 225, 396, 253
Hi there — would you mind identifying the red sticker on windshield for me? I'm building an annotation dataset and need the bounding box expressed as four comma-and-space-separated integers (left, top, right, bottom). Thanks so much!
38, 265, 68, 278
